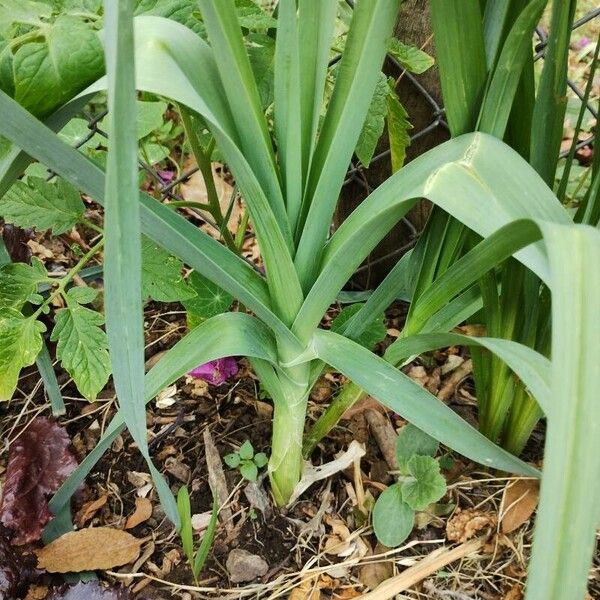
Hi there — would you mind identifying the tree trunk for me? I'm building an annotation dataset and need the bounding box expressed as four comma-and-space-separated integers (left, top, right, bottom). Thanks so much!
336, 0, 449, 288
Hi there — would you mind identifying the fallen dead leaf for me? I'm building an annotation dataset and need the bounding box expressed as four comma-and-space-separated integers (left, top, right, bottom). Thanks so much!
503, 584, 523, 600
24, 585, 49, 600
36, 528, 142, 573
125, 497, 153, 530
359, 543, 393, 590
500, 478, 540, 534
446, 508, 496, 543
75, 495, 108, 527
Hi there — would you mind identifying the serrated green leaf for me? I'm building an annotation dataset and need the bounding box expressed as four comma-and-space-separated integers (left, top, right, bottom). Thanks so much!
401, 455, 446, 511
331, 303, 386, 350
0, 258, 48, 310
239, 439, 254, 460
182, 270, 233, 327
0, 309, 45, 400
386, 83, 412, 173
0, 177, 84, 234
396, 423, 440, 472
253, 452, 268, 468
10, 16, 104, 118
141, 236, 195, 303
387, 39, 434, 75
224, 452, 241, 468
66, 285, 98, 304
235, 0, 276, 30
355, 72, 388, 167
50, 303, 110, 401
372, 483, 414, 547
240, 460, 258, 482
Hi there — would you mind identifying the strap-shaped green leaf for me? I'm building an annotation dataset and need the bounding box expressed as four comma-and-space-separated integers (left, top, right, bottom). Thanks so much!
102, 0, 178, 527
49, 312, 277, 520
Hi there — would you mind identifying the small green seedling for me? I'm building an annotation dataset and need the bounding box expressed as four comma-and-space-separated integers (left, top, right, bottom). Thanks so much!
224, 440, 268, 482
176, 486, 218, 584
372, 424, 447, 547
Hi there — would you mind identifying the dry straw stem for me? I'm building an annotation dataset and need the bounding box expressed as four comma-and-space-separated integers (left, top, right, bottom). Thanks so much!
360, 536, 485, 600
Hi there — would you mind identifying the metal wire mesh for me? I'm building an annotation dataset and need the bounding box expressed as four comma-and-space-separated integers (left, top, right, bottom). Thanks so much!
72, 8, 598, 272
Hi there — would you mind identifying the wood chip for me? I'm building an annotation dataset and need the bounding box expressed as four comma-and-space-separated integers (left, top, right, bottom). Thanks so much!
36, 528, 142, 573
365, 409, 399, 472
125, 497, 153, 530
500, 478, 540, 534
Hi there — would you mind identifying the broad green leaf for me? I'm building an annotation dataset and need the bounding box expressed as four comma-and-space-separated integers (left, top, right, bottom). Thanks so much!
50, 292, 110, 401
0, 309, 45, 400
0, 177, 84, 234
0, 0, 51, 33
141, 236, 195, 303
240, 460, 258, 482
101, 99, 167, 140
331, 303, 386, 350
253, 452, 268, 468
0, 258, 48, 310
245, 33, 275, 109
386, 39, 434, 75
239, 439, 254, 460
134, 0, 205, 37
386, 84, 412, 173
372, 483, 414, 547
58, 118, 103, 151
396, 424, 439, 472
400, 455, 446, 511
10, 16, 104, 118
355, 72, 388, 168
182, 270, 233, 328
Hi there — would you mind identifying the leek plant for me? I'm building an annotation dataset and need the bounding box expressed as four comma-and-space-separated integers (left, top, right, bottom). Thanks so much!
0, 1, 599, 599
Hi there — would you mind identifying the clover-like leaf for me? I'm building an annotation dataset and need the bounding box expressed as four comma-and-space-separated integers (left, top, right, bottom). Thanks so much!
0, 309, 45, 401
331, 303, 386, 350
372, 483, 414, 548
51, 292, 110, 401
396, 423, 440, 473
238, 440, 254, 461
224, 453, 241, 469
253, 452, 268, 468
183, 270, 233, 328
0, 417, 77, 544
0, 257, 48, 310
0, 177, 84, 234
141, 237, 195, 303
240, 461, 258, 482
400, 455, 447, 511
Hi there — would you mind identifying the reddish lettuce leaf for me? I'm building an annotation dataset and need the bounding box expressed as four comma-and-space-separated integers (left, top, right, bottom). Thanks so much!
0, 527, 37, 599
0, 417, 77, 545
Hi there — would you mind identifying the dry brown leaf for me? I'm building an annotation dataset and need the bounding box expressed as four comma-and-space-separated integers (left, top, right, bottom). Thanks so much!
24, 585, 49, 600
359, 543, 393, 590
503, 584, 523, 600
288, 576, 322, 600
125, 497, 153, 530
500, 478, 540, 534
75, 495, 108, 527
446, 508, 496, 543
36, 528, 142, 572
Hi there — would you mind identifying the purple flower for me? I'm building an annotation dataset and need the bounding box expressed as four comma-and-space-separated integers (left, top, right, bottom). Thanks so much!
188, 357, 239, 385
158, 170, 175, 183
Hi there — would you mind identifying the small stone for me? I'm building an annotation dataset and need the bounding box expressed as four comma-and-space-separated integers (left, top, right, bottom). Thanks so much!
226, 549, 268, 583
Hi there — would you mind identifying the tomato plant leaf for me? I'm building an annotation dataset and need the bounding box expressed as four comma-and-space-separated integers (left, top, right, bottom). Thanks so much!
0, 309, 45, 400
141, 236, 195, 303
372, 483, 414, 548
386, 82, 412, 173
355, 72, 389, 168
401, 455, 446, 511
51, 289, 110, 401
0, 417, 77, 544
0, 177, 85, 234
387, 39, 434, 74
0, 257, 47, 310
